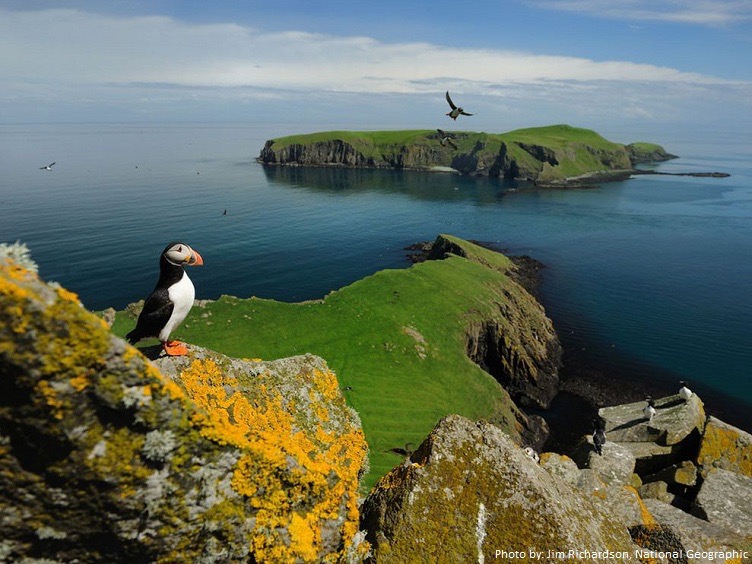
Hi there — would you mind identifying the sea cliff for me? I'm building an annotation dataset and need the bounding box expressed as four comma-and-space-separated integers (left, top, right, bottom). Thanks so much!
3, 242, 752, 562
257, 124, 677, 186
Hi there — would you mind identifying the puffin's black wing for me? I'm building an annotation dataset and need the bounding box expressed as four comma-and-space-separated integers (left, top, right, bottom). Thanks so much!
459, 110, 474, 116
445, 91, 457, 110
126, 288, 174, 344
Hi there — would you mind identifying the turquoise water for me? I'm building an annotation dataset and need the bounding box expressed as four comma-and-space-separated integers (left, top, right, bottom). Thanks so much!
1, 123, 750, 429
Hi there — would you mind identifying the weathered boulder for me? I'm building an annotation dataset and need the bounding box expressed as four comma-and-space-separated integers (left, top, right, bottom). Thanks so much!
599, 394, 705, 446
693, 468, 752, 538
539, 452, 580, 486
639, 481, 675, 505
360, 414, 635, 562
644, 499, 750, 560
0, 259, 369, 562
618, 440, 695, 475
644, 460, 698, 489
697, 416, 752, 478
570, 435, 637, 486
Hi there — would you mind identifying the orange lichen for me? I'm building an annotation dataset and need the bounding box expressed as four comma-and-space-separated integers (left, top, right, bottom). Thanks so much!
174, 358, 368, 562
36, 380, 65, 420
69, 374, 89, 392
697, 421, 752, 477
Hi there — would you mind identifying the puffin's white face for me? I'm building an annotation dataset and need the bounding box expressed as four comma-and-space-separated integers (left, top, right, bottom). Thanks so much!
163, 243, 204, 267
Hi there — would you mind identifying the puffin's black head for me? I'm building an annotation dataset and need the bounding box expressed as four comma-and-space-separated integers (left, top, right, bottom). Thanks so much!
161, 242, 204, 267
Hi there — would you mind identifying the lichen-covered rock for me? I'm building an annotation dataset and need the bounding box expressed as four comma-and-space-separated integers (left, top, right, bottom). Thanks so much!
571, 435, 636, 486
693, 469, 752, 538
599, 394, 705, 446
639, 481, 675, 505
644, 460, 698, 489
539, 452, 580, 486
618, 440, 694, 475
644, 499, 750, 560
0, 259, 369, 563
360, 414, 635, 562
697, 416, 752, 478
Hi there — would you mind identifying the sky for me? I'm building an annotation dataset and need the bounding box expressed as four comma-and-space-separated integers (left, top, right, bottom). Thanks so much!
1, 0, 751, 138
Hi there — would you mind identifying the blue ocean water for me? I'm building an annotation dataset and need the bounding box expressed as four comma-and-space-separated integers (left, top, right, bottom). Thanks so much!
1, 123, 750, 429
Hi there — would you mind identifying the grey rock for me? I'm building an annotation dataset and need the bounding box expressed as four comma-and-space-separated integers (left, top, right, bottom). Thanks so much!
693, 468, 752, 538
644, 460, 698, 489
599, 394, 705, 446
618, 440, 695, 475
639, 481, 675, 504
570, 435, 637, 486
645, 499, 750, 558
539, 452, 580, 486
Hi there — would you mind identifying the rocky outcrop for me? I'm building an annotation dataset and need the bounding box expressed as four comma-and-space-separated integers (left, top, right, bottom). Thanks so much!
696, 416, 752, 478
565, 391, 752, 560
360, 415, 636, 562
627, 143, 679, 164
0, 258, 369, 562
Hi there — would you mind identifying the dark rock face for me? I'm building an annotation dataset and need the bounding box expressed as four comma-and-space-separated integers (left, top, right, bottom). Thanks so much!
428, 235, 561, 410
259, 139, 377, 168
516, 142, 559, 166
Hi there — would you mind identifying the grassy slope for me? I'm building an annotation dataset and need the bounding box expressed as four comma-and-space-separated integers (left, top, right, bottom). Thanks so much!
268, 124, 634, 180
111, 236, 531, 489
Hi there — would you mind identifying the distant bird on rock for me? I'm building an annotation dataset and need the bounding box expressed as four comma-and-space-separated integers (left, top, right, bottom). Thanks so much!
678, 380, 693, 401
436, 128, 458, 149
523, 446, 540, 463
643, 397, 656, 421
592, 419, 606, 456
39, 162, 55, 171
445, 91, 473, 120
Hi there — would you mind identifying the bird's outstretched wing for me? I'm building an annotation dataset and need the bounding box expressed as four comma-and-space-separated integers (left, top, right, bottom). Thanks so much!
40, 162, 55, 169
437, 128, 447, 137
460, 110, 474, 116
445, 91, 457, 110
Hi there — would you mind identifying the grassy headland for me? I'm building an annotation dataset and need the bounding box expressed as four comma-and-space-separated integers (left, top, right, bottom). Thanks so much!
111, 236, 560, 488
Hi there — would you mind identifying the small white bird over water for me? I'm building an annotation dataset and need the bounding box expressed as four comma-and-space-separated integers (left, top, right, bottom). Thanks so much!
39, 162, 55, 171
679, 380, 693, 401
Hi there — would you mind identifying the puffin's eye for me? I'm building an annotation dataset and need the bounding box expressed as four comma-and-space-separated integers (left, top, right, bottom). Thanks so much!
176, 245, 182, 252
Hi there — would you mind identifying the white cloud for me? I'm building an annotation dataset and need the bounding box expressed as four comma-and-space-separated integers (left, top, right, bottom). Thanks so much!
0, 7, 750, 128
0, 7, 734, 92
530, 0, 752, 26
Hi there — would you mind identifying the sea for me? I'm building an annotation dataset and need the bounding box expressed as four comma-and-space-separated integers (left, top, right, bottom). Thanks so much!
1, 122, 750, 434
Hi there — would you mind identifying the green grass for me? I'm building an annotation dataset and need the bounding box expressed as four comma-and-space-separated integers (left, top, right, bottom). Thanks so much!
266, 124, 640, 182
111, 236, 536, 489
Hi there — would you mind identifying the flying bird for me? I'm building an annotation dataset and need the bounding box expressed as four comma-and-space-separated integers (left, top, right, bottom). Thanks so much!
445, 91, 473, 120
436, 128, 458, 149
678, 380, 693, 401
126, 242, 204, 357
39, 162, 56, 171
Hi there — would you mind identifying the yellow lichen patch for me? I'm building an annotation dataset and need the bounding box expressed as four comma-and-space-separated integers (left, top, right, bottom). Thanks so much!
174, 358, 368, 562
697, 421, 752, 478
36, 380, 65, 420
69, 374, 89, 392
55, 286, 79, 304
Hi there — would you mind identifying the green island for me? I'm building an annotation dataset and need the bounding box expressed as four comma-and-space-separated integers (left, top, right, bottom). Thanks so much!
111, 235, 560, 488
257, 124, 677, 186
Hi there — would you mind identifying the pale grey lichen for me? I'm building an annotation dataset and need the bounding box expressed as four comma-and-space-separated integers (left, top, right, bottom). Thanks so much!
142, 430, 177, 463
35, 526, 67, 540
0, 240, 38, 273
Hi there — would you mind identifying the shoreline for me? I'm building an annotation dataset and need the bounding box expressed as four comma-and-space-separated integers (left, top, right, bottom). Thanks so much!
405, 240, 752, 452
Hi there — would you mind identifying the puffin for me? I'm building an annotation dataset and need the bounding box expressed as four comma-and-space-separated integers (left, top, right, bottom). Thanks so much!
126, 242, 203, 356
39, 162, 56, 171
643, 397, 656, 421
445, 91, 474, 120
678, 380, 693, 401
592, 419, 606, 456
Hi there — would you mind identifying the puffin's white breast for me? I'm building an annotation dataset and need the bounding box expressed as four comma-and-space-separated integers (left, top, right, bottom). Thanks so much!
159, 271, 195, 342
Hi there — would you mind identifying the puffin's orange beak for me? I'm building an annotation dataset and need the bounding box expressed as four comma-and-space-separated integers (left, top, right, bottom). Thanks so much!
188, 250, 203, 266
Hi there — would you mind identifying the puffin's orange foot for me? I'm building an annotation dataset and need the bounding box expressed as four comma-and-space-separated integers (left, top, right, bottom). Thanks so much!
163, 340, 189, 356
